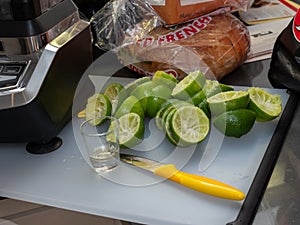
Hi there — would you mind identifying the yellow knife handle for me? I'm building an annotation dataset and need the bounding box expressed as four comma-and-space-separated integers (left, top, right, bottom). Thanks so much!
154, 164, 245, 201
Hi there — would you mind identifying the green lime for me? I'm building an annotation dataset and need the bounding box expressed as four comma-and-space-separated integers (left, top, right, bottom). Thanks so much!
155, 99, 181, 130
191, 89, 206, 106
125, 77, 151, 94
161, 100, 192, 127
191, 80, 234, 106
171, 70, 206, 100
152, 70, 178, 89
85, 93, 112, 126
219, 82, 234, 92
103, 83, 128, 115
164, 108, 179, 146
213, 109, 256, 138
207, 90, 250, 115
198, 99, 211, 119
131, 81, 171, 117
130, 81, 154, 112
146, 96, 167, 118
155, 99, 192, 130
247, 87, 282, 122
170, 105, 210, 146
109, 112, 144, 148
114, 95, 144, 119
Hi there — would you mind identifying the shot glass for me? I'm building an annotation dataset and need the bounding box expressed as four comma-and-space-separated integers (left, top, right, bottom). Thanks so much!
80, 116, 119, 173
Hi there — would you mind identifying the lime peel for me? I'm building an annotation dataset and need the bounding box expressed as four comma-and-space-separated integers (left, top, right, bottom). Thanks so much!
247, 87, 282, 122
85, 93, 112, 126
114, 112, 144, 148
170, 105, 210, 146
171, 70, 206, 100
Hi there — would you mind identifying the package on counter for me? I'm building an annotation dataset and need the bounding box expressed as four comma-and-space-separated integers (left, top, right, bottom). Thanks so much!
148, 0, 252, 26
118, 13, 250, 80
90, 0, 163, 51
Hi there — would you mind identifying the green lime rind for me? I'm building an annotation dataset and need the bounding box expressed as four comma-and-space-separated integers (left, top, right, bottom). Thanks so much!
219, 82, 234, 92
191, 90, 206, 106
191, 80, 234, 106
152, 70, 178, 89
171, 70, 206, 100
85, 93, 112, 126
125, 77, 151, 95
213, 109, 256, 138
207, 90, 250, 116
114, 95, 144, 119
131, 81, 172, 117
155, 99, 181, 130
117, 112, 144, 148
103, 83, 128, 115
247, 87, 282, 122
146, 96, 168, 118
164, 108, 179, 146
198, 99, 211, 119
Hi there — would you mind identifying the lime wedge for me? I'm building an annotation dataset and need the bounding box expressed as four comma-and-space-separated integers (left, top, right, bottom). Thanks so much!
247, 87, 282, 122
207, 90, 250, 115
114, 95, 144, 119
219, 82, 234, 92
170, 105, 210, 146
125, 77, 151, 94
152, 70, 178, 89
85, 93, 112, 126
191, 80, 234, 106
190, 80, 219, 106
213, 109, 256, 138
116, 112, 144, 148
104, 83, 127, 115
155, 99, 181, 130
131, 80, 172, 117
164, 108, 178, 146
161, 101, 192, 127
198, 99, 211, 119
171, 70, 206, 100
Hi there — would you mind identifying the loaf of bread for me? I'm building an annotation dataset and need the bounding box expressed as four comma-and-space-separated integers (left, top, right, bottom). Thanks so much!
149, 0, 250, 26
118, 13, 250, 80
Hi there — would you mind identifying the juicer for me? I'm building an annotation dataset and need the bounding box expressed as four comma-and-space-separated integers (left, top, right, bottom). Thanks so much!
0, 0, 93, 153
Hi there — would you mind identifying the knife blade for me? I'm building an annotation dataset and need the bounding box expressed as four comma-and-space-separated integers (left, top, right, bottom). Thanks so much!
120, 154, 245, 201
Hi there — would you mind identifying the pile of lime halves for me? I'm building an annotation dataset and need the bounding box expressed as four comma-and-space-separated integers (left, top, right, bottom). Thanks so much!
78, 70, 282, 148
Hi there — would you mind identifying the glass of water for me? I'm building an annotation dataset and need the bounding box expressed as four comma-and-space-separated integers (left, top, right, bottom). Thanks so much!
80, 116, 119, 173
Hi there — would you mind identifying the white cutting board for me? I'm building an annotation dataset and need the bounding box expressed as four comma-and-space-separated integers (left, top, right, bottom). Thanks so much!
0, 75, 290, 225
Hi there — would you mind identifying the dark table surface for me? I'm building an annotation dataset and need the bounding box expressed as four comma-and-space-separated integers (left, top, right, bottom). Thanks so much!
223, 59, 300, 225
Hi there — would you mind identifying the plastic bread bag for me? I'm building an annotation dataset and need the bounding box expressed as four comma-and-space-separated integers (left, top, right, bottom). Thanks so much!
268, 10, 300, 93
148, 0, 252, 26
90, 0, 163, 51
117, 13, 251, 81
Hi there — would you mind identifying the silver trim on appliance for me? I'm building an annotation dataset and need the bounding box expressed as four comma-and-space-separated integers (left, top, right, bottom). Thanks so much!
0, 60, 31, 91
0, 20, 90, 110
0, 11, 80, 55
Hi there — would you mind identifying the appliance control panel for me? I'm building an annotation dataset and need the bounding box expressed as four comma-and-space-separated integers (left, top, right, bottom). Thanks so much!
0, 62, 27, 90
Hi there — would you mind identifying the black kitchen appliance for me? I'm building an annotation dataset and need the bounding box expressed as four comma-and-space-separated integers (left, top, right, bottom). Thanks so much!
0, 0, 93, 153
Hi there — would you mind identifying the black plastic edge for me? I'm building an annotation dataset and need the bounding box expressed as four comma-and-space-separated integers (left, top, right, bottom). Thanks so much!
0, 0, 77, 37
26, 137, 63, 154
227, 91, 299, 225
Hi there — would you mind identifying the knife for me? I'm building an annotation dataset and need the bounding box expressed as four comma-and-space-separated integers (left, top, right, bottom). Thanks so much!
120, 154, 245, 201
